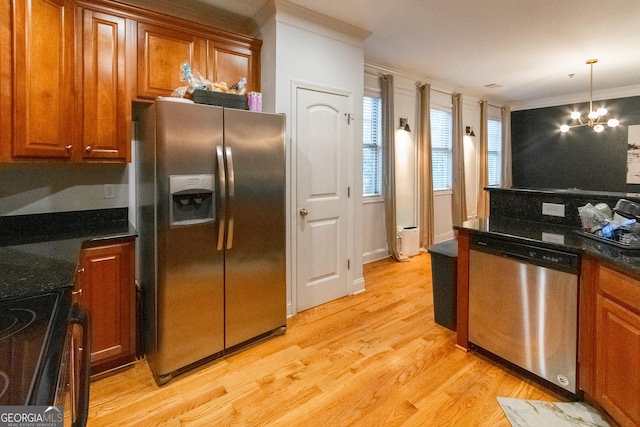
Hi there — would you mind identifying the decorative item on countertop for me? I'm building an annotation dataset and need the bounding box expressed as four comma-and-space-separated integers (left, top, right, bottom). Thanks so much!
578, 200, 640, 248
248, 92, 262, 112
578, 203, 611, 233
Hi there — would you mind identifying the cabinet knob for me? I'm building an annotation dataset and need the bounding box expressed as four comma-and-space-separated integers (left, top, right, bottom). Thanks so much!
77, 268, 85, 274
65, 145, 72, 151
85, 145, 92, 153
72, 289, 83, 296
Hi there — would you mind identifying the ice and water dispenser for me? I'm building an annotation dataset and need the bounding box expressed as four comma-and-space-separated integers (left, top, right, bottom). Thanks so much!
169, 174, 215, 226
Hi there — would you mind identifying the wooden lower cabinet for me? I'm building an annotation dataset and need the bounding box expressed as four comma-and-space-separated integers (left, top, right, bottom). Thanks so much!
75, 238, 136, 377
594, 265, 640, 427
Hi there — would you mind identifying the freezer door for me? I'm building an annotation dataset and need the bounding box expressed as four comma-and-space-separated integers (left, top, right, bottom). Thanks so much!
154, 101, 225, 377
222, 109, 287, 348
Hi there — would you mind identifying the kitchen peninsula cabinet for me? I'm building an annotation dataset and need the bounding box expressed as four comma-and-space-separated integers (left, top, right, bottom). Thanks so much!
593, 263, 640, 427
75, 238, 136, 377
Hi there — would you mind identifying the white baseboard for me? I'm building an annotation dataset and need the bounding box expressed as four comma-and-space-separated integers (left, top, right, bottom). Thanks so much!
351, 277, 366, 295
434, 230, 455, 244
363, 247, 389, 264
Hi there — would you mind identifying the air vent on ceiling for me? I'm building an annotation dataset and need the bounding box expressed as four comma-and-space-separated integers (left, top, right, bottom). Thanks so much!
483, 83, 503, 89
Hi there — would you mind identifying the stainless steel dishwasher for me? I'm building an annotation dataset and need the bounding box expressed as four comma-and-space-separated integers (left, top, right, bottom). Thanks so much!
468, 234, 579, 394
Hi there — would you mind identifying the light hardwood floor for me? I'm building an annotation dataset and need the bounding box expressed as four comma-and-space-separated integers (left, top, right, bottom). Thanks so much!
88, 253, 564, 426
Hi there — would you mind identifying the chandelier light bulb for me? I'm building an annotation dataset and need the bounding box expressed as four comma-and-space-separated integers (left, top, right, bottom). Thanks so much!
560, 59, 618, 133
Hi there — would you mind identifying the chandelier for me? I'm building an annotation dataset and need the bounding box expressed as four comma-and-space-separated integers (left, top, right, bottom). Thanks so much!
560, 59, 619, 133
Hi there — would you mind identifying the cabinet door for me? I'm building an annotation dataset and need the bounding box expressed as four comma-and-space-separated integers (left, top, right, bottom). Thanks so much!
80, 9, 129, 161
11, 0, 75, 159
206, 40, 260, 92
77, 240, 135, 374
137, 22, 205, 99
596, 266, 640, 427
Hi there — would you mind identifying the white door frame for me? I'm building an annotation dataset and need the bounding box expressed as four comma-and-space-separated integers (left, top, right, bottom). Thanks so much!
289, 80, 355, 316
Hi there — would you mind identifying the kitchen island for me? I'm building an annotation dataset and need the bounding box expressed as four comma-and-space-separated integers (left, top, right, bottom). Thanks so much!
455, 187, 640, 427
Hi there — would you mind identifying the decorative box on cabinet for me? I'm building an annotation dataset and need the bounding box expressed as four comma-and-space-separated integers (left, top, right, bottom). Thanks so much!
74, 238, 136, 377
595, 265, 640, 427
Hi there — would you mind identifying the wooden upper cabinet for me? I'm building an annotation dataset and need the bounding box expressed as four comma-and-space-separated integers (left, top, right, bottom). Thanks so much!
206, 40, 260, 93
11, 0, 76, 159
1, 0, 262, 162
79, 8, 130, 161
137, 22, 205, 99
136, 21, 261, 99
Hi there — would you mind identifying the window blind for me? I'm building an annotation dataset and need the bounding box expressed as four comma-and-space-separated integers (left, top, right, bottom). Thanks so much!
363, 96, 382, 196
431, 108, 452, 190
487, 119, 502, 186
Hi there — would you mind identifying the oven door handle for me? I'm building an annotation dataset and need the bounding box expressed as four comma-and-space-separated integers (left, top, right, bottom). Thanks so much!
69, 305, 91, 427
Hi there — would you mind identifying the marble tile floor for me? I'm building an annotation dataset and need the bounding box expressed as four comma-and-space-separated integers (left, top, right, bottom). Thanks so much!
498, 397, 611, 427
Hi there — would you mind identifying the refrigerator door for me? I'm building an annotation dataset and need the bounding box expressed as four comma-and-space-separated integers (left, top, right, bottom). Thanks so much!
154, 101, 225, 377
222, 109, 287, 348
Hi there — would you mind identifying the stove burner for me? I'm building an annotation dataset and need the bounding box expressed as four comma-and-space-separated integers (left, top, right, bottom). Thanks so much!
0, 309, 37, 340
0, 293, 59, 405
0, 372, 8, 401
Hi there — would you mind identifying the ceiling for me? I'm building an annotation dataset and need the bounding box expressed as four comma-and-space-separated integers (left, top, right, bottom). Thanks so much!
193, 0, 640, 106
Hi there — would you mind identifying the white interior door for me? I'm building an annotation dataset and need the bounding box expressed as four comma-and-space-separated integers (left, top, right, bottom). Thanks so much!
296, 87, 350, 312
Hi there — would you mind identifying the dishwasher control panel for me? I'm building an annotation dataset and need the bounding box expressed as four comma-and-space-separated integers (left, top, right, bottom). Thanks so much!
471, 234, 579, 274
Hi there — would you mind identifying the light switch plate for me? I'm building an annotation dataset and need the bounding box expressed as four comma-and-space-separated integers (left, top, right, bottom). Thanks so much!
542, 202, 565, 217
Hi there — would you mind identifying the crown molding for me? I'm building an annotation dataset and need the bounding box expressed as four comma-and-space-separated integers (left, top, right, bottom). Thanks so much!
510, 85, 640, 111
270, 0, 370, 47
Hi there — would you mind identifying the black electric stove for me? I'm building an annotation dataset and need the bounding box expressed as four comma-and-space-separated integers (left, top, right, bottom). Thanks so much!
0, 290, 69, 406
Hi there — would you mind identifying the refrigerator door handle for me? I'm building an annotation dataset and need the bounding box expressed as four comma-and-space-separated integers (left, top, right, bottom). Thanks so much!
225, 146, 235, 249
216, 145, 226, 251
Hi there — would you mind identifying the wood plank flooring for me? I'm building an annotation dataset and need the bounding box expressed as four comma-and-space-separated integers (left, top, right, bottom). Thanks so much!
88, 253, 564, 426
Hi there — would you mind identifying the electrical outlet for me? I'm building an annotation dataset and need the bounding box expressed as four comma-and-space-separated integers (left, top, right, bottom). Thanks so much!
542, 202, 565, 217
104, 184, 115, 199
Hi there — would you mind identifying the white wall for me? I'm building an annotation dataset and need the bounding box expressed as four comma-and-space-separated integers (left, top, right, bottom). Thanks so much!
0, 164, 130, 216
260, 1, 366, 316
361, 66, 490, 258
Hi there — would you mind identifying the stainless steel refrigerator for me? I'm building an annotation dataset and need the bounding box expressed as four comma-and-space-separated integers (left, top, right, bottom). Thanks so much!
137, 99, 286, 385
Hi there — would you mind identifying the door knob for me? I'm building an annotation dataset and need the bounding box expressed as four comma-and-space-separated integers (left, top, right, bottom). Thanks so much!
300, 208, 309, 217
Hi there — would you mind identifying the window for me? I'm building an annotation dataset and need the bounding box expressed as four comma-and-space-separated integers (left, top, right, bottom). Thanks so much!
363, 96, 382, 196
487, 119, 502, 186
431, 108, 452, 190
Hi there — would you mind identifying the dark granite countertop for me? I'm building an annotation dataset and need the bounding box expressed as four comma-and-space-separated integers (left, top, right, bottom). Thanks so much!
455, 216, 640, 279
0, 208, 137, 301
